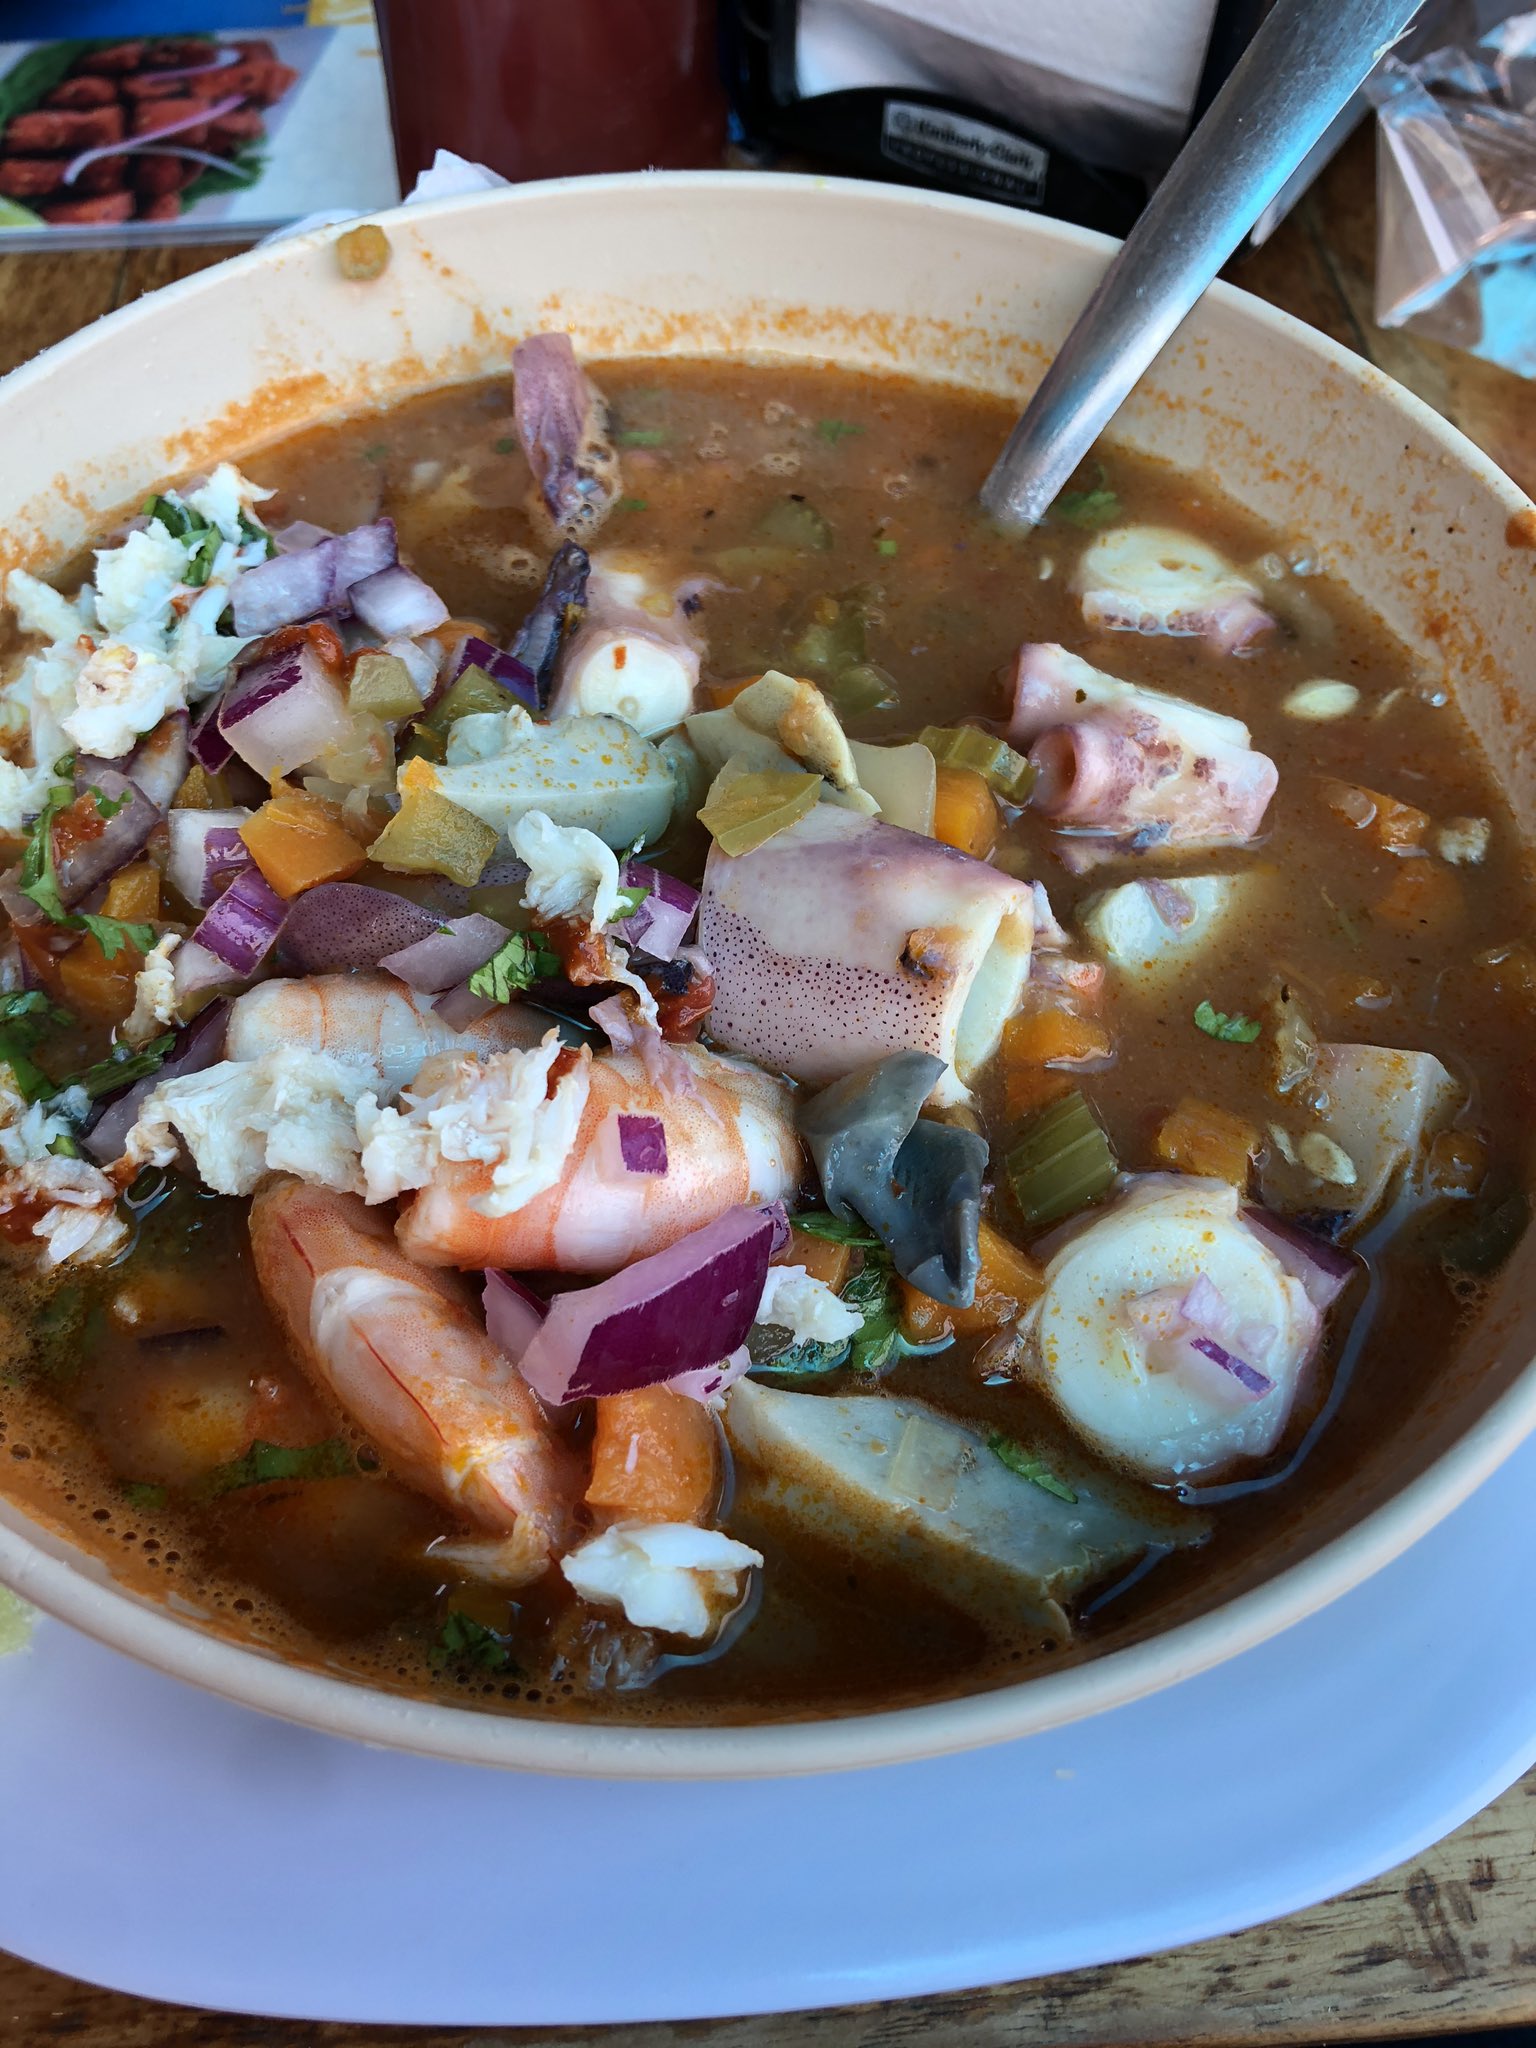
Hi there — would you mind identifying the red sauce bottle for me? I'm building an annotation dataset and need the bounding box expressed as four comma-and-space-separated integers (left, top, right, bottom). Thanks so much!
375, 0, 727, 188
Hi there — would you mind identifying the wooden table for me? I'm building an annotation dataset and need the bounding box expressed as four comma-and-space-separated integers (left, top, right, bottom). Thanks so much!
3, 127, 1534, 2047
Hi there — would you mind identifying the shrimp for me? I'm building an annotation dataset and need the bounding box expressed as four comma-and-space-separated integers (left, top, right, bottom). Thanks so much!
226, 971, 549, 1096
249, 1178, 582, 1583
395, 1042, 802, 1273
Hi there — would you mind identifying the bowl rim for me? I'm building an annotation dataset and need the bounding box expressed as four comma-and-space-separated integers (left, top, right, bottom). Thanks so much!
2, 167, 1533, 1780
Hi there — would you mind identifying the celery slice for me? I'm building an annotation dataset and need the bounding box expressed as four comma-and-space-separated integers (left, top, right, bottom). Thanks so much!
823, 662, 899, 717
370, 786, 498, 887
1006, 1091, 1118, 1231
756, 497, 834, 552
699, 770, 822, 857
349, 650, 422, 721
919, 725, 1037, 806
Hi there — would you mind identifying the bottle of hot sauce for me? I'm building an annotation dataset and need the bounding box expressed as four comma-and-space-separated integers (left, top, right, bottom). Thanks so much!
375, 0, 727, 187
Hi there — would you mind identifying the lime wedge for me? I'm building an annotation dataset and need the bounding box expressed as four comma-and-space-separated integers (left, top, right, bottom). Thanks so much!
0, 199, 44, 232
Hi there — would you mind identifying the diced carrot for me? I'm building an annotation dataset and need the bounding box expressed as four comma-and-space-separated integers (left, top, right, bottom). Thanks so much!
899, 1219, 1045, 1343
102, 860, 160, 922
898, 1282, 953, 1346
57, 930, 142, 1024
1154, 1095, 1259, 1187
585, 1386, 720, 1524
239, 788, 366, 899
1374, 860, 1461, 933
931, 763, 997, 858
1318, 778, 1429, 854
999, 1006, 1113, 1119
774, 1225, 853, 1292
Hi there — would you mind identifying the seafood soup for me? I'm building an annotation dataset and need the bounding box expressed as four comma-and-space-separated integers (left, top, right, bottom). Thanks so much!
0, 339, 1528, 1721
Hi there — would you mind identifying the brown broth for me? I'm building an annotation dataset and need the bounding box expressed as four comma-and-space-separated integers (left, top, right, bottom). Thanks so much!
1, 359, 1533, 1725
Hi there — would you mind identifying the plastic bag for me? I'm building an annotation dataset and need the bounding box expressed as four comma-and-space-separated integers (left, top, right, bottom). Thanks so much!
1366, 12, 1536, 375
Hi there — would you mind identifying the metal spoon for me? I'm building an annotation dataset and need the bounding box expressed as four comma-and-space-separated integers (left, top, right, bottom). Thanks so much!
981, 0, 1424, 531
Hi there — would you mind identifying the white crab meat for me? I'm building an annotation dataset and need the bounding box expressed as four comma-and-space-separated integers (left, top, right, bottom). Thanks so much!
1078, 874, 1248, 985
1020, 1176, 1325, 1483
727, 1379, 1203, 1637
559, 1521, 761, 1638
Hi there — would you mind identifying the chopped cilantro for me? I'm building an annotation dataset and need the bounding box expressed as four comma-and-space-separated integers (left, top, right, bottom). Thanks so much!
88, 785, 131, 821
76, 915, 155, 963
616, 427, 666, 448
1053, 468, 1121, 528
611, 884, 650, 921
816, 419, 864, 444
122, 1480, 167, 1512
1193, 999, 1262, 1044
430, 1609, 519, 1675
182, 524, 222, 589
201, 1438, 356, 1497
987, 1433, 1078, 1503
46, 1132, 80, 1158
844, 1253, 902, 1375
618, 496, 649, 514
492, 435, 517, 456
64, 1031, 174, 1102
0, 991, 74, 1105
362, 442, 389, 463
875, 536, 899, 556
18, 761, 79, 925
23, 1284, 103, 1385
787, 1210, 880, 1247
19, 772, 156, 961
469, 931, 561, 1003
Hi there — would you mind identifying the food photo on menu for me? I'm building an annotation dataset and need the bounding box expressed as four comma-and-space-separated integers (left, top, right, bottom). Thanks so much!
0, 0, 1534, 2038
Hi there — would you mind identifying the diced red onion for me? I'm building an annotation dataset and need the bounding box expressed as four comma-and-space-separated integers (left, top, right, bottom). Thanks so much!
172, 937, 239, 1003
230, 519, 397, 637
278, 881, 441, 973
192, 866, 286, 977
55, 769, 158, 907
167, 808, 253, 910
330, 520, 398, 595
613, 860, 699, 962
272, 520, 335, 555
445, 634, 538, 714
383, 635, 439, 698
231, 547, 334, 637
432, 980, 498, 1030
482, 1269, 546, 1366
617, 1113, 668, 1176
1145, 879, 1196, 930
380, 913, 508, 994
666, 1344, 751, 1403
1242, 1206, 1356, 1312
83, 1000, 228, 1165
188, 688, 234, 773
218, 637, 352, 779
515, 1202, 786, 1405
61, 93, 244, 185
1190, 1335, 1274, 1400
1178, 1272, 1227, 1331
76, 712, 189, 814
350, 565, 448, 639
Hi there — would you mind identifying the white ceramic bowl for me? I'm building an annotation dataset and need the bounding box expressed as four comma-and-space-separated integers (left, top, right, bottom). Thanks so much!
1, 174, 1533, 1778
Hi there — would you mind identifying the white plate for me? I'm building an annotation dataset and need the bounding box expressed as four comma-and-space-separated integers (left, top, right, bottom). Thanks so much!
3, 1431, 1534, 2027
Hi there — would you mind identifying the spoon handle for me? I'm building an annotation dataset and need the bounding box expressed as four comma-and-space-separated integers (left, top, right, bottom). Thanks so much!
981, 0, 1424, 531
